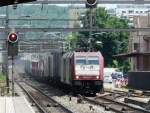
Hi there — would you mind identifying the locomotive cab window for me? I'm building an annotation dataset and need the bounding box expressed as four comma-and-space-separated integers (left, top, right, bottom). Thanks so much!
75, 56, 86, 65
87, 56, 99, 65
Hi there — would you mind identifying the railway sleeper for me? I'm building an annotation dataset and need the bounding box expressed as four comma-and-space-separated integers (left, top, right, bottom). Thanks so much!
124, 98, 147, 108
46, 103, 59, 107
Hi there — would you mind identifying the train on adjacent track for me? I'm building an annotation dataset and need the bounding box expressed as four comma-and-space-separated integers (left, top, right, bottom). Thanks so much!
24, 51, 104, 95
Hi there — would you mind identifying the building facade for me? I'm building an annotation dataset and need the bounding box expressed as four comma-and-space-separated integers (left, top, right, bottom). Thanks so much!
116, 4, 150, 18
129, 15, 150, 71
115, 5, 150, 26
68, 6, 86, 28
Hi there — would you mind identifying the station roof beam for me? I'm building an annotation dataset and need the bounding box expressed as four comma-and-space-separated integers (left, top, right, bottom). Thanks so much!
0, 0, 149, 6
1, 27, 150, 32
0, 0, 36, 6
17, 0, 150, 4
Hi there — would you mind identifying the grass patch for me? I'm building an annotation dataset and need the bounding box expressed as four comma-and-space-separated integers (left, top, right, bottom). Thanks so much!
122, 85, 129, 89
0, 73, 6, 82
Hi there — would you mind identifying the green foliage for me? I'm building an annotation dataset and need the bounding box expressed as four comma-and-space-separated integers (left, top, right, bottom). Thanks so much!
64, 33, 79, 51
112, 60, 119, 67
65, 33, 77, 41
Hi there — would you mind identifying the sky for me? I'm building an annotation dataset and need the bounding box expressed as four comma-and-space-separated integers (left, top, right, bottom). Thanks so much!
56, 4, 117, 8
98, 4, 117, 9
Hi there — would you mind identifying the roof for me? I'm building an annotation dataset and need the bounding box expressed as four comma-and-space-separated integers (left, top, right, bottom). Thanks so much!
74, 51, 101, 56
113, 52, 150, 58
0, 0, 35, 6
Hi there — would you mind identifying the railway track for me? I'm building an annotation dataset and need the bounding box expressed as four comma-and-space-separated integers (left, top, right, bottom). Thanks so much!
16, 73, 150, 113
16, 81, 73, 113
80, 94, 150, 113
104, 89, 150, 100
106, 88, 150, 97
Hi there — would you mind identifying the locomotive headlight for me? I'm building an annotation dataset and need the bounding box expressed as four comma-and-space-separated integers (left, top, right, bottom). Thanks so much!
76, 76, 79, 79
96, 76, 99, 79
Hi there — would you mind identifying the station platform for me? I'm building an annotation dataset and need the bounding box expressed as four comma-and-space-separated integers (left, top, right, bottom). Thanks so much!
0, 96, 35, 113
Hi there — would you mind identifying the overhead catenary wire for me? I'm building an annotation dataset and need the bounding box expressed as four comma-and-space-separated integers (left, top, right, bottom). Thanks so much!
16, 0, 150, 4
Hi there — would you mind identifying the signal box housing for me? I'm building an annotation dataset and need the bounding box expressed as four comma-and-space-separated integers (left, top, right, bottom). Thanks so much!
7, 33, 18, 56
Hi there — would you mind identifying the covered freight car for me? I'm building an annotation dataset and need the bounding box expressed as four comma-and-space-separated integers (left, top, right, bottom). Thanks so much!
25, 52, 53, 81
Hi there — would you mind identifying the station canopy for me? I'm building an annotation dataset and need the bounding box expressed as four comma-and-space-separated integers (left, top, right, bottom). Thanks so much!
0, 4, 70, 39
0, 0, 36, 6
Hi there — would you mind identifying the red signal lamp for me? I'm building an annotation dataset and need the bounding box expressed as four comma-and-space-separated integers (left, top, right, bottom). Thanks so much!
8, 33, 18, 43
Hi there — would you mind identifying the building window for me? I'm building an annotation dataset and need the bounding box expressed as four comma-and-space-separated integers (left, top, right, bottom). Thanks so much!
128, 10, 134, 14
122, 11, 126, 13
140, 11, 143, 13
134, 43, 139, 51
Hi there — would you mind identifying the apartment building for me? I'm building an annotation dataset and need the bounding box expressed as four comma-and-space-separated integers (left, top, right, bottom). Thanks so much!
115, 4, 150, 26
116, 4, 150, 19
129, 15, 150, 71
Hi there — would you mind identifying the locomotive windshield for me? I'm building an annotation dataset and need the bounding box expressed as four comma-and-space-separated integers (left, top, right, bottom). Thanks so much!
75, 56, 99, 65
76, 56, 86, 65
88, 56, 99, 65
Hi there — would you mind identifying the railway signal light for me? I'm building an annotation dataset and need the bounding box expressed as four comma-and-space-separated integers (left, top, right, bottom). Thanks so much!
8, 33, 18, 44
13, 0, 18, 10
7, 32, 18, 56
86, 0, 97, 8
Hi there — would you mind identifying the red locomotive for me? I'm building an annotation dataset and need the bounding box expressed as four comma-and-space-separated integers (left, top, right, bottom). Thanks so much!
60, 52, 104, 94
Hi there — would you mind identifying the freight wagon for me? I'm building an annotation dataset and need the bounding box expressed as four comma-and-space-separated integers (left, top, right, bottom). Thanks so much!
25, 51, 104, 95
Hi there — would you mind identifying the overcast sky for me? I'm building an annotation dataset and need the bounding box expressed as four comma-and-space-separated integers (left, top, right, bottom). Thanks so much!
23, 3, 150, 9
54, 4, 117, 9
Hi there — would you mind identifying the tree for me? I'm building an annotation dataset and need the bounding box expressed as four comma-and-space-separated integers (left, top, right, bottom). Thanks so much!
64, 33, 78, 51
76, 7, 130, 72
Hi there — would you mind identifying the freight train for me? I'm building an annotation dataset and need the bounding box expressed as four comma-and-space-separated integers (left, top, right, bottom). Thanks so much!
24, 51, 104, 95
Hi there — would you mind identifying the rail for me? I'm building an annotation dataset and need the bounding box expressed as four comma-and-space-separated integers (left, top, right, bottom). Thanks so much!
80, 94, 150, 113
16, 81, 73, 113
16, 81, 48, 113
